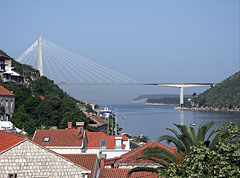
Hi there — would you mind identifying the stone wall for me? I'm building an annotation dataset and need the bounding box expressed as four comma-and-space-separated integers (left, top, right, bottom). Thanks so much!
0, 95, 15, 121
0, 140, 90, 178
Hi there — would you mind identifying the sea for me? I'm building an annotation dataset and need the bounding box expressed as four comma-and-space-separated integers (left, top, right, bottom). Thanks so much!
100, 104, 240, 141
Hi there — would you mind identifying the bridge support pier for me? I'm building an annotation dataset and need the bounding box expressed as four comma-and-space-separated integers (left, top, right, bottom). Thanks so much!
180, 86, 184, 107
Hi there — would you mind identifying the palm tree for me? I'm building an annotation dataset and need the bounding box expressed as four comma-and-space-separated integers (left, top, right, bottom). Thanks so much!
158, 121, 221, 153
127, 146, 183, 177
127, 122, 221, 177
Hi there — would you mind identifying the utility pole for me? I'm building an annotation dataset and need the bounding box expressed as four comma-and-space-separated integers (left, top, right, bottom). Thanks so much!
107, 117, 109, 135
38, 35, 43, 76
122, 117, 126, 133
114, 108, 118, 135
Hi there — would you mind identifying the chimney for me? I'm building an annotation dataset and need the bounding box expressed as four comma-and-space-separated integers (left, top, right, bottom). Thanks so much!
76, 122, 84, 130
99, 154, 106, 169
115, 137, 122, 149
68, 122, 72, 129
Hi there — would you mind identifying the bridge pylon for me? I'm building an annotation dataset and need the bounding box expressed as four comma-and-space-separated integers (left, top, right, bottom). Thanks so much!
38, 35, 43, 76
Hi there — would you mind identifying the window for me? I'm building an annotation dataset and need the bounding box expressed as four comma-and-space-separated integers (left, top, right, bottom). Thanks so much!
42, 137, 50, 142
100, 139, 106, 149
8, 174, 17, 178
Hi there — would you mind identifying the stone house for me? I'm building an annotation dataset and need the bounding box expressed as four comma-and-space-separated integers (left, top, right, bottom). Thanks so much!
0, 85, 15, 121
0, 130, 90, 178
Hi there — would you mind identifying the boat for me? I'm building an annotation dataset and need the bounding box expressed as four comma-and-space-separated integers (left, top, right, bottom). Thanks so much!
99, 106, 113, 118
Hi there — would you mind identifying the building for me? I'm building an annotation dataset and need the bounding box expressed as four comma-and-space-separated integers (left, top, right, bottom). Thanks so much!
32, 122, 88, 154
0, 85, 15, 121
62, 154, 99, 178
103, 140, 176, 169
88, 115, 108, 133
33, 122, 131, 159
0, 130, 90, 178
0, 54, 25, 84
98, 168, 158, 178
86, 130, 130, 159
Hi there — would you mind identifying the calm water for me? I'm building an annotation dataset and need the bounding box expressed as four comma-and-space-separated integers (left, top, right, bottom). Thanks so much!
101, 104, 240, 141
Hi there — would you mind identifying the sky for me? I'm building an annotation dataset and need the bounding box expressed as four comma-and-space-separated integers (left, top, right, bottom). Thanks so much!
0, 0, 239, 104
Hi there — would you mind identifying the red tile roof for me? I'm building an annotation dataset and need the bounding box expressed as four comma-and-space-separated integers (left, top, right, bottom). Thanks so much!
0, 85, 14, 96
86, 130, 128, 149
116, 140, 176, 164
62, 154, 97, 178
0, 131, 91, 174
0, 131, 26, 152
33, 129, 84, 147
0, 54, 9, 58
99, 168, 158, 178
89, 115, 107, 125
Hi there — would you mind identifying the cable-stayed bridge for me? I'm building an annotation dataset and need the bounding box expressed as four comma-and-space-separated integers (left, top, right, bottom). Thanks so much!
16, 36, 215, 105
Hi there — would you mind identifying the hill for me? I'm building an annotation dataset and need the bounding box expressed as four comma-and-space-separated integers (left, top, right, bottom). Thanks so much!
185, 71, 240, 111
132, 94, 191, 105
0, 49, 96, 136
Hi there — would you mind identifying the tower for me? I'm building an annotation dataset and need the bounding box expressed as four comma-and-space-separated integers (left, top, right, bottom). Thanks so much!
38, 35, 43, 76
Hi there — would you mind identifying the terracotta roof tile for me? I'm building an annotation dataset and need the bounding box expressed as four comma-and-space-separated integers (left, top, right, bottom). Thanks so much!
33, 129, 84, 147
99, 168, 158, 178
0, 85, 14, 96
0, 54, 9, 58
62, 154, 97, 178
0, 131, 26, 152
86, 131, 127, 149
89, 115, 107, 125
116, 140, 175, 164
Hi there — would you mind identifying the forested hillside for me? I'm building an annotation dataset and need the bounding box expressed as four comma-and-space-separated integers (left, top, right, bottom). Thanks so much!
0, 49, 94, 136
185, 71, 240, 111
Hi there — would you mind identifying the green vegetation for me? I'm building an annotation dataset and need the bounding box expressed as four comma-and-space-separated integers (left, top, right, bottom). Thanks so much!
158, 122, 221, 153
160, 122, 240, 177
128, 122, 240, 178
0, 49, 91, 136
147, 97, 188, 105
185, 72, 240, 110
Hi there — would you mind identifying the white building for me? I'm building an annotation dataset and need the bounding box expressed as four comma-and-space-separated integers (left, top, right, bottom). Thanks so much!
33, 122, 131, 159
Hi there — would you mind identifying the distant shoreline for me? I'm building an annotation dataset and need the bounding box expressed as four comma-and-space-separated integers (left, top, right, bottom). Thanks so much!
175, 107, 240, 112
145, 103, 177, 106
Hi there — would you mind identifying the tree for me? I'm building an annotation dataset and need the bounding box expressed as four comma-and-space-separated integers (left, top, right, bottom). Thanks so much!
158, 122, 221, 153
127, 147, 183, 177
161, 122, 240, 177
128, 122, 222, 177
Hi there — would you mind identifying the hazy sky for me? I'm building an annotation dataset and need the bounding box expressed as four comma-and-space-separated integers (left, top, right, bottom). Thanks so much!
0, 0, 239, 104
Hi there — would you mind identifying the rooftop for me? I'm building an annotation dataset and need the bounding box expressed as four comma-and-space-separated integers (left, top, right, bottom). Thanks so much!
0, 85, 14, 96
33, 128, 84, 147
62, 154, 97, 178
89, 115, 107, 125
98, 168, 158, 178
0, 131, 26, 152
86, 130, 128, 149
116, 140, 176, 164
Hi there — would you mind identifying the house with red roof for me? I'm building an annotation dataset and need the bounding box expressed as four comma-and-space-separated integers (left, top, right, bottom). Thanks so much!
33, 122, 88, 154
88, 115, 108, 133
103, 140, 176, 169
0, 85, 15, 122
98, 168, 158, 178
0, 130, 91, 177
62, 154, 99, 178
85, 130, 130, 159
33, 121, 131, 159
